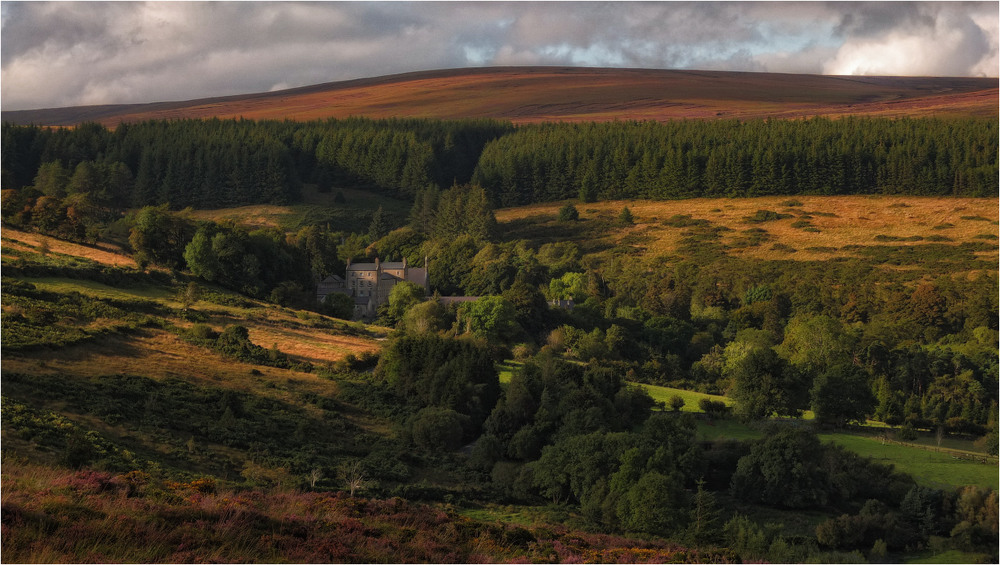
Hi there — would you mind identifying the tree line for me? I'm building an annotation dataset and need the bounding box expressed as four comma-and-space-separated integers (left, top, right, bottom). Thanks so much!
1, 117, 512, 214
471, 118, 998, 205
4, 116, 996, 220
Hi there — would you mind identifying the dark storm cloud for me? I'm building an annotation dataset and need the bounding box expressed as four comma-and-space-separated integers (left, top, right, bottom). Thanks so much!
2, 1, 996, 111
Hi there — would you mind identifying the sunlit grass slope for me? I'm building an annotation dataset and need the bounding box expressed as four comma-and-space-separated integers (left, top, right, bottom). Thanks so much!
496, 195, 999, 267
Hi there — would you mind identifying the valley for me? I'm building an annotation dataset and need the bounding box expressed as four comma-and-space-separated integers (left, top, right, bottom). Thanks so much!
2, 67, 997, 563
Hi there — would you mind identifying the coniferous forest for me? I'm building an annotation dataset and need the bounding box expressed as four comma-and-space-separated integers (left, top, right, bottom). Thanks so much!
2, 114, 998, 564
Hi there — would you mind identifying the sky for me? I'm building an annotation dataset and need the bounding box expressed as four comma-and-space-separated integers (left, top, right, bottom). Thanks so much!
2, 1, 998, 111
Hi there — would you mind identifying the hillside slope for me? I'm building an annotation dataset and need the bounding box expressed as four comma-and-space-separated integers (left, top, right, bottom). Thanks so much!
4, 66, 996, 126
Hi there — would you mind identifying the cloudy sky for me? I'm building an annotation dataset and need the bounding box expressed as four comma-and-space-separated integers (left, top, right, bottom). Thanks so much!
2, 1, 997, 111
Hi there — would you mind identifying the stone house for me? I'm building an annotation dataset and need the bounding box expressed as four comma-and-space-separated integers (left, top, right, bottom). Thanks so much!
317, 257, 429, 319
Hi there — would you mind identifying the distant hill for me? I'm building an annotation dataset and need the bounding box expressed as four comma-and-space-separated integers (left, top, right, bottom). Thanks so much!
4, 66, 997, 126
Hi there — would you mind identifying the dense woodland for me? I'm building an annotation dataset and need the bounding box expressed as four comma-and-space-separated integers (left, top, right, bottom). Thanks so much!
2, 115, 998, 563
2, 116, 996, 215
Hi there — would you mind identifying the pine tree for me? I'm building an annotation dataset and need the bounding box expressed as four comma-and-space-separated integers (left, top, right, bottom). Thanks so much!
618, 206, 634, 226
367, 206, 390, 241
688, 479, 721, 545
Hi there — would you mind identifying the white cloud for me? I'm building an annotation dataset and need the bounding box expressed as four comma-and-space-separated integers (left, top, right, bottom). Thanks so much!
1, 2, 996, 111
824, 8, 995, 76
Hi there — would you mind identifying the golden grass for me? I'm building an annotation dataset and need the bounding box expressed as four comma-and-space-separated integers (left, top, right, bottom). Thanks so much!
244, 323, 380, 365
1, 228, 136, 267
2, 332, 334, 405
186, 204, 293, 230
496, 196, 999, 263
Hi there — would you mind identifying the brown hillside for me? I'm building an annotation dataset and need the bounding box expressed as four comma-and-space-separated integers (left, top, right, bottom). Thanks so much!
3, 67, 996, 126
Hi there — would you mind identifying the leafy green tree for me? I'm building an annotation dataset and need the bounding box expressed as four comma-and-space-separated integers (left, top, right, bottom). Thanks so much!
379, 280, 426, 327
811, 364, 876, 427
458, 296, 519, 341
32, 161, 70, 198
322, 292, 355, 320
549, 272, 588, 302
777, 314, 856, 374
501, 280, 550, 338
724, 340, 806, 420
400, 298, 450, 334
375, 334, 501, 433
129, 205, 195, 269
336, 232, 368, 264
184, 226, 221, 281
617, 470, 688, 535
731, 428, 829, 508
409, 407, 467, 451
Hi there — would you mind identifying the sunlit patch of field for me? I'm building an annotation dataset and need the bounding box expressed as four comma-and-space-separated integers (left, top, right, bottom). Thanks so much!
186, 204, 295, 230
186, 186, 411, 233
21, 277, 176, 302
637, 382, 732, 412
14, 277, 381, 367
245, 324, 380, 366
4, 332, 293, 387
1, 228, 136, 267
496, 196, 999, 264
0, 329, 397, 434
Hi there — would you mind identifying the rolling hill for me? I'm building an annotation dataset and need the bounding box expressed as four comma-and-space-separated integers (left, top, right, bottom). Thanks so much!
3, 66, 997, 126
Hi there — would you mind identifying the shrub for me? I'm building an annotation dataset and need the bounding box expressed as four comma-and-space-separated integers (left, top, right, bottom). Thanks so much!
699, 398, 730, 417
669, 395, 685, 411
896, 423, 918, 441
618, 207, 635, 226
187, 323, 218, 341
409, 407, 467, 451
743, 209, 792, 223
557, 204, 579, 222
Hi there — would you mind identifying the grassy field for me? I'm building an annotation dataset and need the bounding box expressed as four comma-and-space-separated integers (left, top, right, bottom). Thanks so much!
691, 415, 998, 489
906, 548, 994, 564
2, 228, 136, 267
638, 382, 731, 412
818, 432, 998, 490
496, 195, 999, 266
186, 185, 412, 234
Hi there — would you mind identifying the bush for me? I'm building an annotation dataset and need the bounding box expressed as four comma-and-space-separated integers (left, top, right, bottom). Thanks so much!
743, 209, 792, 223
896, 423, 918, 441
669, 395, 685, 411
187, 323, 218, 341
557, 204, 579, 222
409, 407, 467, 451
618, 207, 635, 226
699, 398, 731, 417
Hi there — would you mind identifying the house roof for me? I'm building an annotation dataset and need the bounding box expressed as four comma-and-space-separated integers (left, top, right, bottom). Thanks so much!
405, 268, 427, 285
381, 262, 406, 270
347, 263, 378, 271
321, 275, 346, 283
